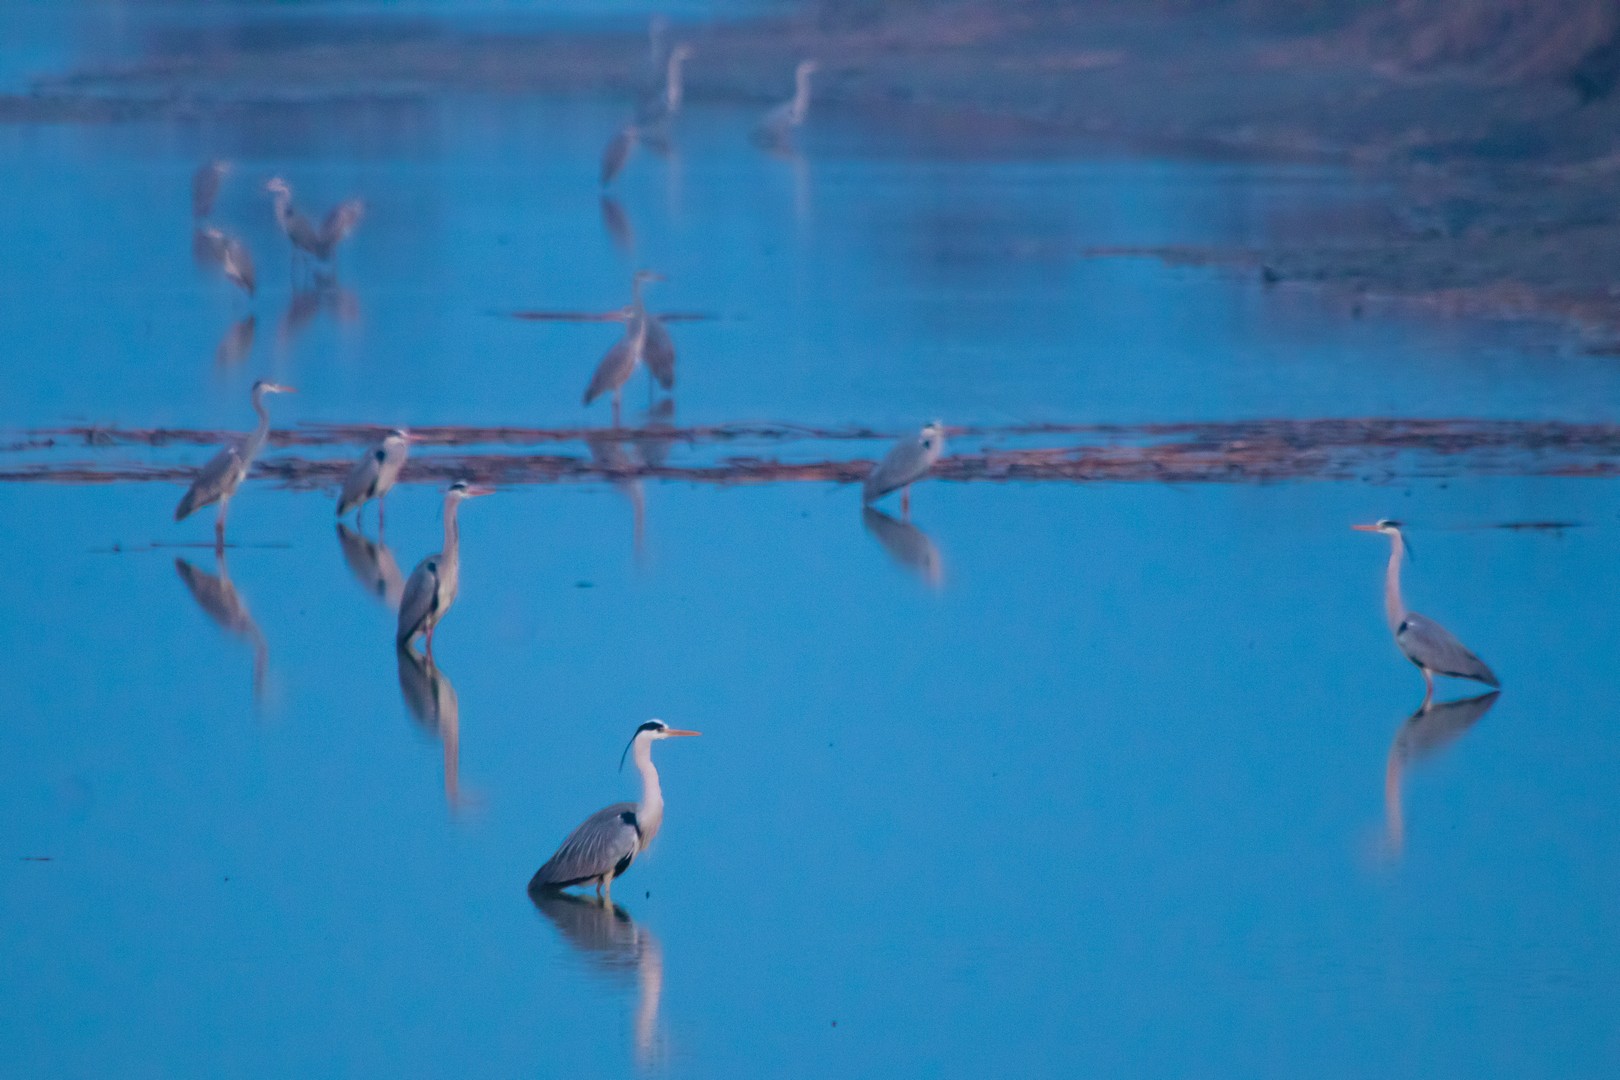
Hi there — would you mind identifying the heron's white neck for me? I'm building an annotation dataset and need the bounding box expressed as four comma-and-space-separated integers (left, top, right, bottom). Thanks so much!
245, 387, 274, 457
631, 737, 665, 844
1383, 532, 1408, 631
665, 54, 687, 112
442, 494, 463, 568
270, 188, 293, 226
791, 67, 814, 123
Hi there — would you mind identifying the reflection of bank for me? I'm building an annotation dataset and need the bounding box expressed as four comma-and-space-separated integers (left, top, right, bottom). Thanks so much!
396, 645, 465, 812
336, 523, 405, 609
1384, 691, 1499, 855
175, 551, 269, 702
531, 892, 665, 1068
863, 507, 944, 588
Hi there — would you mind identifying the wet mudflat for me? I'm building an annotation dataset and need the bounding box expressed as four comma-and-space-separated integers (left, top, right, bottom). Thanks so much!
3, 25, 1620, 1080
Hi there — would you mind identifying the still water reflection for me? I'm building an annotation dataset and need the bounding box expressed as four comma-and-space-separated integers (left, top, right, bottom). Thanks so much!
174, 550, 268, 702
1384, 691, 1500, 856
335, 522, 406, 608
862, 506, 944, 588
531, 893, 665, 1068
396, 643, 465, 812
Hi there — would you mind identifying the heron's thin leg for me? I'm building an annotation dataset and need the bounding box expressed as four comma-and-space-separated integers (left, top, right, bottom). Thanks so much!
612, 391, 622, 430
378, 497, 386, 535
1421, 668, 1435, 707
215, 501, 229, 551
602, 877, 613, 904
424, 623, 436, 662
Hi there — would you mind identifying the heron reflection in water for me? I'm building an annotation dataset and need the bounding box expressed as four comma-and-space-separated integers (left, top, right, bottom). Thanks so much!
175, 551, 268, 701
278, 281, 360, 355
214, 315, 257, 368
863, 506, 944, 588
1353, 520, 1500, 705
1384, 691, 1499, 855
587, 430, 647, 563
336, 522, 405, 609
600, 195, 636, 258
396, 644, 467, 811
192, 160, 231, 220
530, 891, 665, 1067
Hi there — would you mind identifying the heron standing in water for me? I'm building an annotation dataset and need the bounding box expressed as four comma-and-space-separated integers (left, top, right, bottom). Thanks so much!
754, 59, 818, 146
265, 177, 365, 279
197, 226, 257, 298
337, 428, 415, 528
192, 160, 230, 220
175, 379, 295, 549
584, 271, 663, 425
1353, 520, 1500, 704
630, 270, 676, 393
637, 43, 695, 135
864, 421, 946, 517
601, 124, 640, 189
397, 480, 494, 659
529, 720, 701, 902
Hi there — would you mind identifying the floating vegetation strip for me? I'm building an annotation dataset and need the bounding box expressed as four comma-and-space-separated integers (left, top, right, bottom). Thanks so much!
4, 418, 1620, 487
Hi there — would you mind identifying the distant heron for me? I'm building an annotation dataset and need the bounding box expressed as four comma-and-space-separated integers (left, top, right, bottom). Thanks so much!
175, 379, 295, 549
529, 719, 701, 902
584, 271, 663, 425
265, 177, 365, 277
214, 315, 257, 368
754, 59, 818, 146
601, 124, 640, 188
630, 270, 676, 392
864, 421, 946, 516
1353, 520, 1500, 704
637, 43, 695, 133
192, 160, 230, 219
337, 428, 415, 527
197, 226, 257, 298
397, 480, 494, 659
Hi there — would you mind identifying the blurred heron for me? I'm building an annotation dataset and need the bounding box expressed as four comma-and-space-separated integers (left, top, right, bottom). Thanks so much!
197, 226, 256, 298
1384, 690, 1499, 854
192, 159, 230, 219
396, 643, 465, 810
396, 480, 494, 659
637, 43, 695, 134
175, 550, 269, 701
754, 59, 818, 146
584, 272, 663, 425
265, 177, 365, 278
863, 506, 944, 587
214, 314, 257, 368
1353, 520, 1500, 704
337, 428, 415, 528
175, 379, 295, 549
529, 719, 701, 902
630, 269, 676, 393
863, 421, 946, 517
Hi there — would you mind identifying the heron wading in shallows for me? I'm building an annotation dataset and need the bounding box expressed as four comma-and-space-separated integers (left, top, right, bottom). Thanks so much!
197, 226, 257, 299
1354, 519, 1500, 705
754, 59, 818, 147
397, 480, 494, 659
337, 428, 416, 529
529, 720, 701, 902
192, 159, 230, 220
864, 421, 946, 517
175, 379, 295, 549
584, 270, 666, 425
265, 177, 365, 281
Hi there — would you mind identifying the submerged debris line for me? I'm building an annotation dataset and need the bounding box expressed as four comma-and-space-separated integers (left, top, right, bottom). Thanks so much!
6, 417, 1620, 488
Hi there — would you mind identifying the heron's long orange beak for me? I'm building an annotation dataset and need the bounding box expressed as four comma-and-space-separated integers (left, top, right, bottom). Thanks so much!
1351, 524, 1379, 532
664, 728, 702, 737
465, 485, 496, 497
272, 384, 298, 394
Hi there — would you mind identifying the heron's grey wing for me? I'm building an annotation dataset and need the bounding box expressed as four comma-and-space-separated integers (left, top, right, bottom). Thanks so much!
225, 238, 255, 297
643, 314, 676, 390
1396, 613, 1500, 686
529, 803, 642, 891
601, 128, 636, 187
176, 441, 245, 520
862, 435, 927, 502
320, 199, 366, 250
396, 554, 442, 643
337, 447, 384, 516
584, 333, 639, 404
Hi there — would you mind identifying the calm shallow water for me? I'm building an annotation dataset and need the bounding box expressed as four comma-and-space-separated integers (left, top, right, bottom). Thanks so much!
3, 34, 1620, 1080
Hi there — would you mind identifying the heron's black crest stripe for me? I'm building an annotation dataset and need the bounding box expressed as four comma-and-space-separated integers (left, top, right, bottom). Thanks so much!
636, 720, 666, 734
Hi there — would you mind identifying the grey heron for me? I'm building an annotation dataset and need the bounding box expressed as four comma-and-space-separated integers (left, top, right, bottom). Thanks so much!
175, 550, 268, 701
175, 379, 295, 549
396, 480, 494, 659
754, 59, 818, 146
629, 269, 675, 393
863, 506, 944, 587
337, 428, 415, 528
192, 160, 230, 220
265, 177, 365, 278
637, 43, 695, 133
336, 522, 406, 608
601, 124, 640, 189
396, 643, 465, 810
1353, 519, 1500, 704
197, 226, 256, 298
863, 421, 946, 517
584, 274, 662, 426
1383, 690, 1498, 855
529, 719, 701, 902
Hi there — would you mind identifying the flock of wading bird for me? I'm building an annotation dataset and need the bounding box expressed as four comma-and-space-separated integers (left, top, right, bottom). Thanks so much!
172, 23, 1501, 902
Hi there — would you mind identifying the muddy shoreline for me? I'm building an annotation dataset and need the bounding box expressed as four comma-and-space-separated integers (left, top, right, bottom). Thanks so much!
12, 2, 1620, 345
